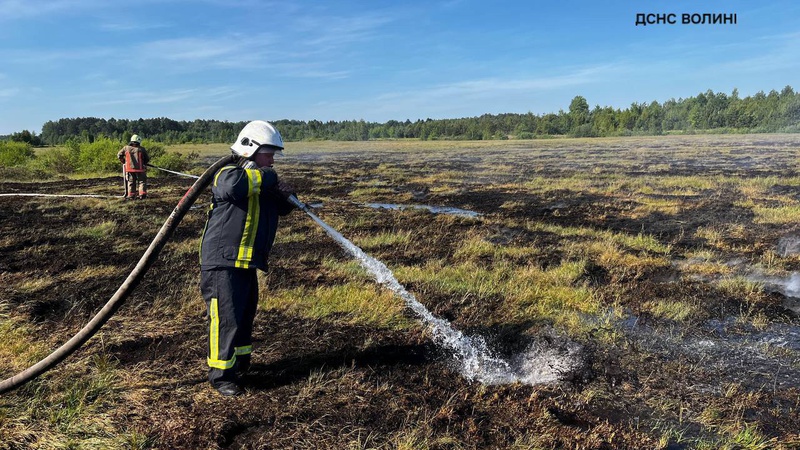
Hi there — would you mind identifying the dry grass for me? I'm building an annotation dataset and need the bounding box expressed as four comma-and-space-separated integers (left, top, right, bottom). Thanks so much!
5, 134, 800, 448
752, 205, 800, 224
396, 258, 598, 333
68, 220, 118, 239
0, 309, 46, 373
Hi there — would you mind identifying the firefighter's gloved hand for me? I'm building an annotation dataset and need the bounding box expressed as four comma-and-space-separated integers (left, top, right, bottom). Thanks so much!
277, 180, 295, 201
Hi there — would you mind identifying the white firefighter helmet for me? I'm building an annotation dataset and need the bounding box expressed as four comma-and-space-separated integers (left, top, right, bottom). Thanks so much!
130, 134, 142, 144
230, 120, 284, 158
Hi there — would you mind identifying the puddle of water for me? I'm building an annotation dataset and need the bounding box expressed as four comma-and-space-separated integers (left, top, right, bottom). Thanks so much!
650, 260, 800, 388
366, 203, 482, 219
617, 312, 800, 390
299, 206, 579, 385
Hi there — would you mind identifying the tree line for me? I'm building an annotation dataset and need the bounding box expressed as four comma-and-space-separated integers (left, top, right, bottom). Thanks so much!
6, 86, 800, 146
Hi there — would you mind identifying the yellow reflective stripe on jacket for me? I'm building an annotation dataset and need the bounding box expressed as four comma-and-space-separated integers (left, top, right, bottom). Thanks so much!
235, 345, 252, 356
207, 298, 234, 370
213, 165, 236, 187
235, 169, 262, 268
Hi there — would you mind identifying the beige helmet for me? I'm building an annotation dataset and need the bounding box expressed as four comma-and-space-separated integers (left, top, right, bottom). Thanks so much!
130, 134, 142, 144
230, 120, 284, 159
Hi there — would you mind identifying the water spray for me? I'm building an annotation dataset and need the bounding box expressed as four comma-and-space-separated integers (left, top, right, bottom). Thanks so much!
0, 160, 575, 395
287, 195, 579, 384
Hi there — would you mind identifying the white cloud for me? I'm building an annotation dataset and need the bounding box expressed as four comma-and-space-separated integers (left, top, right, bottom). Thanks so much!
141, 37, 247, 62
293, 63, 628, 121
271, 62, 351, 80
0, 0, 257, 20
98, 21, 171, 31
82, 85, 239, 106
377, 64, 622, 103
295, 13, 393, 49
137, 33, 281, 71
440, 0, 466, 8
752, 31, 800, 42
0, 47, 115, 64
0, 87, 20, 98
0, 0, 104, 20
133, 19, 382, 78
700, 31, 800, 74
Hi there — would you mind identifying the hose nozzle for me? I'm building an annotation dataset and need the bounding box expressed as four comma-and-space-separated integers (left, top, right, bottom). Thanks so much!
288, 194, 309, 212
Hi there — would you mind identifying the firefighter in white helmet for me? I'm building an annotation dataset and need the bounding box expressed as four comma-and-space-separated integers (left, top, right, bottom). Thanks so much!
198, 120, 296, 396
117, 134, 150, 200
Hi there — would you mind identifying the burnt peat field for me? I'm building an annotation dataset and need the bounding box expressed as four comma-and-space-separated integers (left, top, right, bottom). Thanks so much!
2, 135, 800, 449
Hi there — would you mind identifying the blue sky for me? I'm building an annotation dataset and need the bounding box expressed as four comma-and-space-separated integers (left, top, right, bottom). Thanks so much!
0, 0, 798, 134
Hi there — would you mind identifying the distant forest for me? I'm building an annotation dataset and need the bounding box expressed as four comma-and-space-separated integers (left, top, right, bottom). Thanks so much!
7, 86, 800, 146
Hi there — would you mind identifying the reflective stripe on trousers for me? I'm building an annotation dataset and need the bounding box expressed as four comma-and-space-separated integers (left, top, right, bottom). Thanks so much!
200, 267, 259, 384
207, 298, 234, 369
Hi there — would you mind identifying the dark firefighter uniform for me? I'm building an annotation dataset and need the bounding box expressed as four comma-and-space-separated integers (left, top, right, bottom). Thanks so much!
199, 163, 295, 387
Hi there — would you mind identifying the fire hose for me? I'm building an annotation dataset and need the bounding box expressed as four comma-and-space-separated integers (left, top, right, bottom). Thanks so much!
0, 155, 235, 395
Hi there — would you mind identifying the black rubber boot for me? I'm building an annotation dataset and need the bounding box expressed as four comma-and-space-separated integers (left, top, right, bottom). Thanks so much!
214, 381, 243, 397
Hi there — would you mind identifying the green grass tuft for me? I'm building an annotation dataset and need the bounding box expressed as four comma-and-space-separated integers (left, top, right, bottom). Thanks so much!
261, 282, 414, 329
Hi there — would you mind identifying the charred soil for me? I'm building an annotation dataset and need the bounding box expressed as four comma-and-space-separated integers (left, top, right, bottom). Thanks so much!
3, 136, 800, 449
